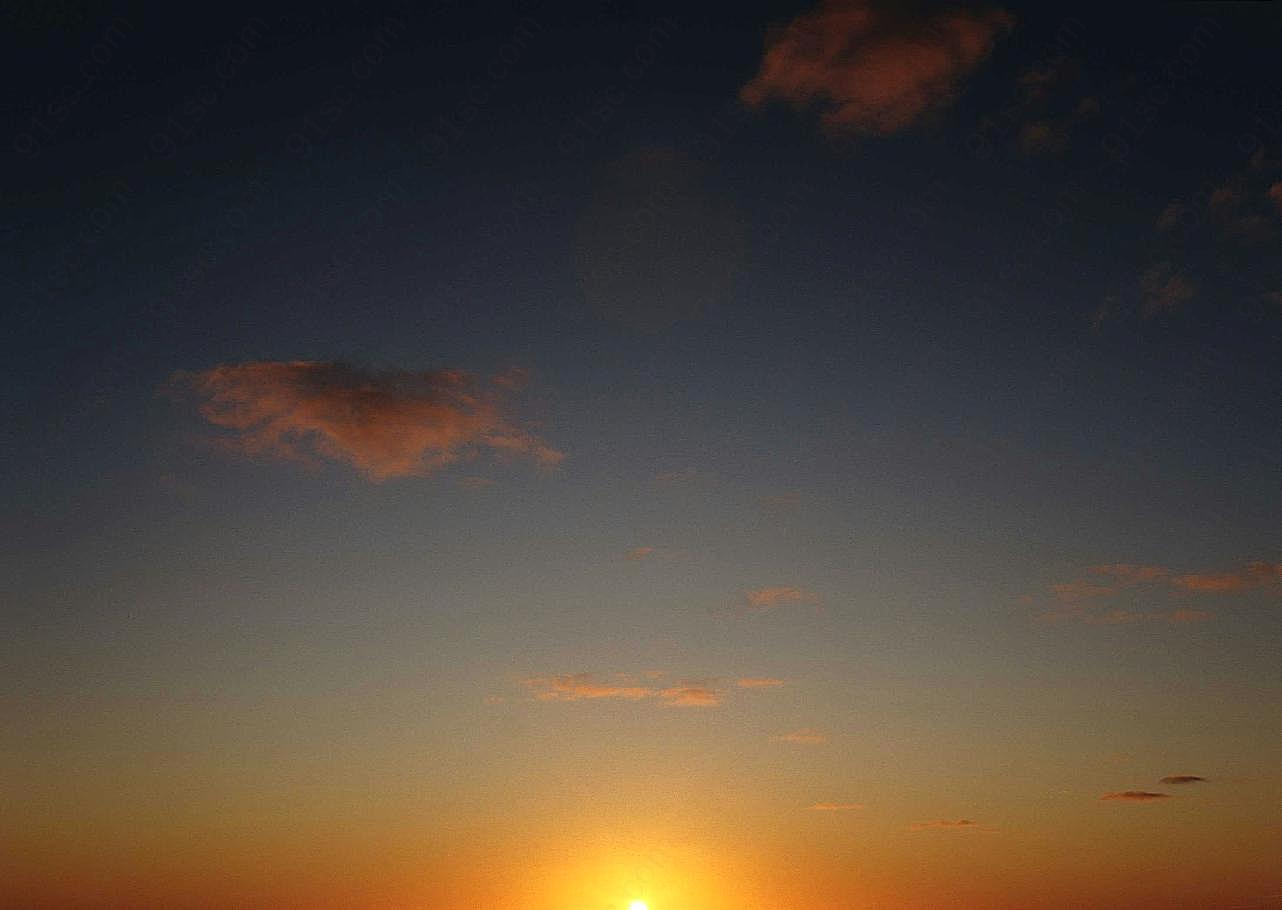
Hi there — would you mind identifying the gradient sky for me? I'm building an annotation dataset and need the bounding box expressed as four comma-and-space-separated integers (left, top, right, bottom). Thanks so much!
5, 2, 1282, 908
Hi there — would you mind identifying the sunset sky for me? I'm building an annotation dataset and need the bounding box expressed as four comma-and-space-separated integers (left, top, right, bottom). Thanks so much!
5, 2, 1282, 908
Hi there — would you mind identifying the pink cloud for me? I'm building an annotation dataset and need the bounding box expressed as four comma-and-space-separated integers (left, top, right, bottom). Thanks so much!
741, 0, 1013, 135
170, 361, 562, 481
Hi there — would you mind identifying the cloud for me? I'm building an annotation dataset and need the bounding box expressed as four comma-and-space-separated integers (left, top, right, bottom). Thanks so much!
658, 684, 722, 708
1156, 201, 1186, 231
1173, 562, 1282, 594
1051, 579, 1116, 603
626, 546, 657, 560
1159, 775, 1207, 785
773, 728, 827, 744
1087, 564, 1169, 584
740, 0, 1013, 135
170, 361, 562, 481
522, 674, 723, 708
1100, 791, 1170, 802
525, 674, 654, 702
741, 586, 821, 613
1139, 261, 1196, 315
655, 467, 699, 484
909, 819, 994, 832
809, 802, 863, 811
760, 490, 802, 509
1041, 559, 1280, 622
737, 677, 788, 688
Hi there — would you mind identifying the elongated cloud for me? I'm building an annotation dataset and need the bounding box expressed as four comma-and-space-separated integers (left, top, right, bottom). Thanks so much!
1101, 791, 1169, 802
741, 586, 820, 613
909, 819, 992, 832
741, 0, 1013, 135
809, 802, 863, 811
1174, 562, 1282, 593
658, 684, 722, 707
1088, 564, 1170, 584
523, 674, 723, 708
525, 674, 653, 702
773, 728, 827, 744
171, 361, 562, 480
1044, 559, 1282, 616
1159, 775, 1207, 785
737, 677, 787, 689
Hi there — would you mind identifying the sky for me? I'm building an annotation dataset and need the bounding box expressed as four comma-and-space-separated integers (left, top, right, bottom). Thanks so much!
4, 2, 1282, 908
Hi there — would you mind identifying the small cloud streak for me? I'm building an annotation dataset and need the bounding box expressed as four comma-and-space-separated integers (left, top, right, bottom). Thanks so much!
737, 677, 788, 689
809, 802, 863, 811
1173, 562, 1282, 593
625, 546, 657, 561
658, 684, 722, 708
1041, 559, 1281, 624
740, 0, 1013, 135
1100, 791, 1170, 802
909, 819, 994, 832
1139, 261, 1196, 315
1159, 775, 1207, 785
170, 361, 562, 481
741, 586, 821, 613
773, 728, 827, 744
522, 673, 723, 708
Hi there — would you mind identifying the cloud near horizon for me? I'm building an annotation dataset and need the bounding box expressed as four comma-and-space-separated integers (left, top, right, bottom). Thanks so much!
1044, 559, 1282, 616
170, 361, 563, 481
809, 802, 864, 811
740, 0, 1013, 135
737, 677, 788, 688
1159, 775, 1207, 785
1101, 791, 1170, 802
741, 586, 821, 613
909, 819, 993, 832
523, 673, 723, 708
773, 728, 827, 744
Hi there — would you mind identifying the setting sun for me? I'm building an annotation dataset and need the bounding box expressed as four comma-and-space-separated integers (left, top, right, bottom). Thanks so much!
628, 902, 649, 910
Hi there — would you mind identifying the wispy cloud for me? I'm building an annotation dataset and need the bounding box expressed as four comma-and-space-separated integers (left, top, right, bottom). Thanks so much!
657, 683, 722, 708
1159, 775, 1207, 785
741, 0, 1013, 135
909, 818, 994, 832
740, 586, 821, 613
1173, 562, 1282, 593
1040, 559, 1281, 623
1100, 791, 1170, 802
737, 677, 788, 689
809, 802, 863, 811
1139, 261, 1197, 315
760, 490, 802, 509
625, 546, 657, 561
169, 361, 562, 481
654, 467, 698, 485
772, 728, 827, 744
522, 673, 723, 708
525, 674, 654, 703
1087, 564, 1170, 584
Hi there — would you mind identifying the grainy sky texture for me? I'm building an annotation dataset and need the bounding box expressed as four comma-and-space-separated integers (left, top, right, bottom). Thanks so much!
5, 2, 1282, 908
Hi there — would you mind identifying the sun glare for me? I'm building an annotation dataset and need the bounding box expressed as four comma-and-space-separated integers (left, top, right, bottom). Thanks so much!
628, 902, 649, 910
